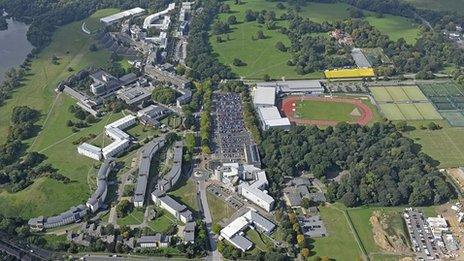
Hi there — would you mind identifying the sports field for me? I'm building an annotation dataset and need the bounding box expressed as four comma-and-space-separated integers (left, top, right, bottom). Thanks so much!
0, 10, 115, 218
418, 82, 464, 126
296, 100, 358, 122
281, 96, 375, 126
370, 86, 442, 120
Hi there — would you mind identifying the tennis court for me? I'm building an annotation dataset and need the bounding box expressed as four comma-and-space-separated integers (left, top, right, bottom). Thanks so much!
418, 82, 464, 126
370, 86, 441, 120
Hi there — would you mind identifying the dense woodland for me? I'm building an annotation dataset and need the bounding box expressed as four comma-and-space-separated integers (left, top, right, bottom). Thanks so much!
260, 123, 454, 207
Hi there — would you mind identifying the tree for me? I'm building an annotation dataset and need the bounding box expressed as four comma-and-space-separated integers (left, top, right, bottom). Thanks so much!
427, 122, 439, 130
263, 74, 271, 82
275, 41, 287, 52
245, 10, 256, 21
89, 44, 98, 52
212, 224, 222, 234
233, 58, 245, 66
296, 234, 305, 247
395, 121, 408, 132
152, 87, 178, 104
256, 30, 265, 39
227, 15, 237, 25
301, 248, 310, 258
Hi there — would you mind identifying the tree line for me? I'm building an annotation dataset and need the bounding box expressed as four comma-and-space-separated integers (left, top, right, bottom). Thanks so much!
260, 122, 454, 207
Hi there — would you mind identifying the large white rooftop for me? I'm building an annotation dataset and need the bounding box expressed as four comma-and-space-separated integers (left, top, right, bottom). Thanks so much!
100, 8, 146, 24
253, 87, 276, 106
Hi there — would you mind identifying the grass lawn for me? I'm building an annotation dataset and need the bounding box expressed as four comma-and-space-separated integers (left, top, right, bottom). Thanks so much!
168, 177, 199, 212
311, 204, 364, 260
364, 15, 420, 44
405, 0, 464, 14
0, 9, 115, 219
246, 229, 273, 252
84, 8, 120, 33
147, 210, 178, 233
403, 120, 464, 168
206, 192, 235, 225
126, 124, 160, 142
209, 0, 332, 80
118, 208, 145, 226
296, 100, 358, 122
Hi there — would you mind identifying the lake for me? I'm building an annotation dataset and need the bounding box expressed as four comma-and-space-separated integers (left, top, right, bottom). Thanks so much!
0, 17, 33, 83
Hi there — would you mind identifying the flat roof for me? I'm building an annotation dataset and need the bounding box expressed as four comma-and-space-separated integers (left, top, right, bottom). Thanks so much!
100, 8, 146, 24
324, 67, 375, 79
351, 48, 371, 68
78, 143, 101, 155
253, 87, 276, 106
257, 80, 323, 93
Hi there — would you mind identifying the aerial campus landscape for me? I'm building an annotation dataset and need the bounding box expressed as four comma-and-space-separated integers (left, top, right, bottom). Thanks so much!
0, 0, 464, 261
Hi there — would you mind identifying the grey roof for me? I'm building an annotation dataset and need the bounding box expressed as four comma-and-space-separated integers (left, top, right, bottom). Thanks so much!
180, 209, 193, 221
299, 215, 327, 237
257, 80, 324, 94
119, 73, 138, 85
159, 195, 186, 212
78, 143, 101, 155
184, 222, 195, 242
308, 192, 326, 202
138, 234, 162, 244
247, 211, 275, 233
117, 87, 151, 105
351, 48, 371, 68
244, 144, 261, 166
229, 234, 253, 251
177, 88, 192, 104
298, 185, 310, 197
253, 86, 276, 106
286, 191, 302, 206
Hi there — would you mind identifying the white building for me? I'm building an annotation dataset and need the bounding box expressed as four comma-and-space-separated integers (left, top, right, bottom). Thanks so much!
215, 164, 275, 212
253, 87, 276, 107
220, 209, 275, 252
77, 143, 102, 161
100, 8, 146, 26
257, 106, 291, 130
100, 115, 136, 159
151, 190, 193, 223
239, 170, 275, 212
143, 3, 176, 29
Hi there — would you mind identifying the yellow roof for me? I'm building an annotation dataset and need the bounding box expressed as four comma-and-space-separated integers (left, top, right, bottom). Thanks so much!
324, 68, 375, 79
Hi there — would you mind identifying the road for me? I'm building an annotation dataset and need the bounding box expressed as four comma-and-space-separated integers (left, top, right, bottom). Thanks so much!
197, 179, 223, 261
0, 232, 56, 260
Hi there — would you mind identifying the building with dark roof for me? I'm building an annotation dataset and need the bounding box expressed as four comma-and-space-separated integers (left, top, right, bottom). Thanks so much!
134, 138, 166, 207
86, 159, 114, 212
28, 205, 87, 231
151, 190, 193, 223
157, 141, 183, 191
183, 222, 196, 244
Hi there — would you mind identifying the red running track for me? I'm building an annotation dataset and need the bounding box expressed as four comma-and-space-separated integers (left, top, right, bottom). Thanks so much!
279, 96, 374, 126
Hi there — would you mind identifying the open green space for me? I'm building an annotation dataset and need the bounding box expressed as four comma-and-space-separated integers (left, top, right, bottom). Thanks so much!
147, 209, 178, 233
311, 204, 364, 260
117, 208, 145, 226
210, 1, 420, 79
168, 177, 199, 212
364, 15, 420, 44
84, 8, 120, 33
403, 120, 464, 168
126, 124, 160, 142
295, 100, 358, 122
405, 0, 464, 14
0, 10, 115, 219
246, 229, 273, 252
206, 192, 235, 225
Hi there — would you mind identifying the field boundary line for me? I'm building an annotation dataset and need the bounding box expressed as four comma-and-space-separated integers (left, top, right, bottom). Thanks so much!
332, 205, 369, 261
29, 93, 62, 151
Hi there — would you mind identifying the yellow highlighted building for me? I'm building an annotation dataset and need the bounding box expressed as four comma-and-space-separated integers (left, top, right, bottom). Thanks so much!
324, 67, 375, 79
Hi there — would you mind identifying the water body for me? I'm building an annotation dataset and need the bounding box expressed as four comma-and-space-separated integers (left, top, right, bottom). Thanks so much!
0, 17, 33, 83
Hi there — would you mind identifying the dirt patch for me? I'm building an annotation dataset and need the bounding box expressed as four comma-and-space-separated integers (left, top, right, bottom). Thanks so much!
370, 211, 411, 254
447, 168, 464, 192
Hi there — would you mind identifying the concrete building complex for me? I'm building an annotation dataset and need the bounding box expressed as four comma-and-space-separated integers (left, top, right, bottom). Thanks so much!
134, 138, 166, 207
214, 163, 275, 212
143, 3, 176, 30
220, 209, 275, 252
100, 8, 146, 26
256, 80, 324, 96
